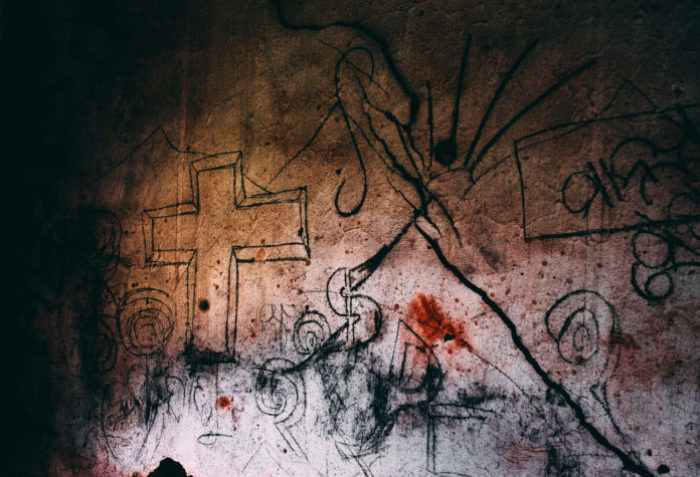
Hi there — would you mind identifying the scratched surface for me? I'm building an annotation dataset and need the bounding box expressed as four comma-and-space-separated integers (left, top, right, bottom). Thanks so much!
6, 1, 700, 475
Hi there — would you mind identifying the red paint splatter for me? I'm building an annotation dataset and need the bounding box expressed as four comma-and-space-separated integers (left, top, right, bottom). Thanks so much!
216, 396, 245, 423
407, 294, 472, 352
217, 396, 231, 410
305, 259, 311, 266
393, 304, 399, 310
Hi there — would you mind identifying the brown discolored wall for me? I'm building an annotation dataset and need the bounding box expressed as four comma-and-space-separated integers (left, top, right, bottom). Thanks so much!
4, 1, 699, 475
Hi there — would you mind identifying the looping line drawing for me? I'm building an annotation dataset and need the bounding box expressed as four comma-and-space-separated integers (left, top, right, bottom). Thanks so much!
293, 311, 331, 355
326, 267, 383, 348
82, 315, 118, 374
630, 194, 700, 301
117, 288, 175, 357
545, 289, 617, 368
79, 209, 123, 279
254, 358, 307, 459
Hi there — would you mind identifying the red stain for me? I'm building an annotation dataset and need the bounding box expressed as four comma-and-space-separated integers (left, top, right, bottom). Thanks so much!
247, 318, 260, 341
216, 395, 244, 423
607, 332, 640, 350
407, 294, 472, 352
503, 441, 556, 471
232, 404, 243, 423
609, 312, 697, 390
305, 259, 311, 266
217, 396, 231, 410
455, 364, 471, 374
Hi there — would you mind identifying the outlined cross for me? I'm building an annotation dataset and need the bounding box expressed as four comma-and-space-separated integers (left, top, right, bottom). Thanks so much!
143, 150, 309, 362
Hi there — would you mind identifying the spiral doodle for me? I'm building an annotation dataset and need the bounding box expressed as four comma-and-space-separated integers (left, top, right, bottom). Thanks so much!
254, 358, 304, 424
83, 316, 117, 374
293, 311, 330, 355
117, 288, 175, 357
545, 290, 617, 367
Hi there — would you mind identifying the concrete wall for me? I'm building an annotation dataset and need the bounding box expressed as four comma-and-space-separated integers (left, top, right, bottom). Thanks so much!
5, 1, 699, 475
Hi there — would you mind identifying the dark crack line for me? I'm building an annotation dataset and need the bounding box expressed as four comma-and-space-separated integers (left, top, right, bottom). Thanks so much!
271, 3, 653, 474
415, 223, 652, 477
272, 0, 419, 125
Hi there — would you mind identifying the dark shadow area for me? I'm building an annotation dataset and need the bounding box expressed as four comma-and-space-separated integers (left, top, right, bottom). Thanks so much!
148, 458, 192, 477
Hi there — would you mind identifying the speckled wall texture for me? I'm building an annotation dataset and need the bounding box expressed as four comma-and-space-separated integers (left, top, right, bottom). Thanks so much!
5, 1, 699, 475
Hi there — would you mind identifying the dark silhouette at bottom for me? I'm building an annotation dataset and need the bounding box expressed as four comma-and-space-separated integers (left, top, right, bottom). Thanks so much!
148, 458, 191, 477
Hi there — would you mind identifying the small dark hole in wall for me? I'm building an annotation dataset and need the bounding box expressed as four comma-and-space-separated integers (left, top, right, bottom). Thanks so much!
198, 299, 210, 311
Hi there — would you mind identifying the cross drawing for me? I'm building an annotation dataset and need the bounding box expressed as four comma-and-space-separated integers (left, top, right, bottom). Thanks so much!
143, 151, 309, 362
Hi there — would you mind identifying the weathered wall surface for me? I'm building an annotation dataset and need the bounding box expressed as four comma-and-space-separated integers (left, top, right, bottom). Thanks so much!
5, 1, 699, 475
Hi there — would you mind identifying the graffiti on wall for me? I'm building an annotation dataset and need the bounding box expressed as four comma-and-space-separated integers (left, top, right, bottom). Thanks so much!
24, 1, 699, 476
